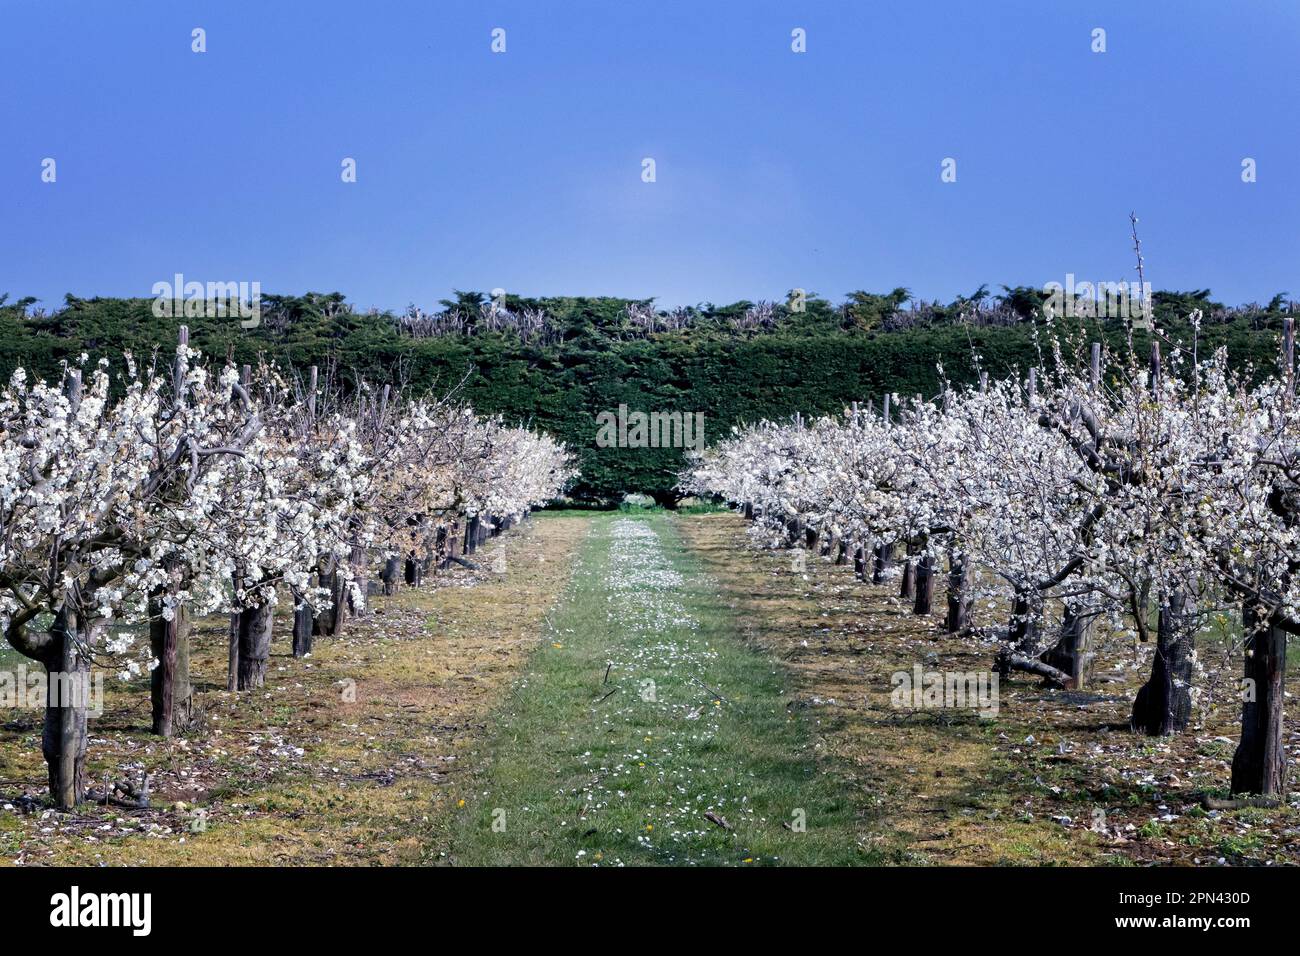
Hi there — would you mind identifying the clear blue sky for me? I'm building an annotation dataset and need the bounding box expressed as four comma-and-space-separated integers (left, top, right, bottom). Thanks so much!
2, 0, 1296, 312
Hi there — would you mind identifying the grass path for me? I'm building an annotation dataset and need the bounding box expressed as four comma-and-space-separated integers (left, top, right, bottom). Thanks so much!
432, 512, 873, 865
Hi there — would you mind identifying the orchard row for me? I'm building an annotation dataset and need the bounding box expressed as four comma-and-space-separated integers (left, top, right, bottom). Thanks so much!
683, 320, 1299, 802
0, 328, 576, 808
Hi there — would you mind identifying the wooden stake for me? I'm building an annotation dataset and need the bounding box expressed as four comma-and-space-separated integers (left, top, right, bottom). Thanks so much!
174, 326, 189, 404
1284, 317, 1295, 406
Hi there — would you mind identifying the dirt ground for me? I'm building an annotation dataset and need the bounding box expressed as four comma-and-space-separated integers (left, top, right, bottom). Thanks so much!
0, 515, 590, 866
678, 512, 1300, 866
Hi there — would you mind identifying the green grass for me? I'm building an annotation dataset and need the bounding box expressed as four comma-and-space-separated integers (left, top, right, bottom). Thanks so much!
0, 645, 23, 671
433, 512, 874, 866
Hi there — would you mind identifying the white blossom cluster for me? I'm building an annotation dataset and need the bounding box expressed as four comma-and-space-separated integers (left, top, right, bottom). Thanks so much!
682, 338, 1300, 646
0, 344, 576, 673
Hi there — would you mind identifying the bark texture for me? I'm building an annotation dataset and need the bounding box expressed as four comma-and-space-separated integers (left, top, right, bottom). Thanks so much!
1231, 604, 1288, 796
1131, 594, 1194, 735
236, 601, 275, 690
150, 593, 192, 736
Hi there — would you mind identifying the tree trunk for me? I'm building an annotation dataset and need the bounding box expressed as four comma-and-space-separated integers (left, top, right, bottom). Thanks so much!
313, 559, 348, 637
1231, 605, 1288, 796
946, 551, 972, 634
405, 555, 422, 586
236, 601, 275, 691
381, 556, 402, 595
292, 589, 314, 658
444, 523, 462, 567
150, 593, 192, 736
1042, 607, 1093, 691
465, 516, 480, 555
900, 555, 915, 600
1008, 587, 1033, 646
804, 527, 818, 551
872, 543, 890, 584
999, 587, 1041, 681
912, 553, 935, 615
853, 545, 866, 579
1131, 593, 1193, 734
42, 608, 91, 810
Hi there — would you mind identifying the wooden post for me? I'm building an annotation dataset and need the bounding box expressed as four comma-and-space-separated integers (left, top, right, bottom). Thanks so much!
307, 365, 318, 424
945, 551, 971, 634
292, 592, 314, 657
882, 393, 891, 425
227, 610, 240, 692
64, 368, 82, 410
912, 552, 935, 615
228, 361, 254, 690
1149, 341, 1161, 396
1285, 317, 1295, 406
174, 325, 189, 398
43, 608, 90, 809
1090, 342, 1101, 392
1027, 367, 1037, 401
153, 327, 194, 736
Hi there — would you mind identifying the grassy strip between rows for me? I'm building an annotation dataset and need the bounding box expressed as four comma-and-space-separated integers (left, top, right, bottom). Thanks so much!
430, 511, 874, 865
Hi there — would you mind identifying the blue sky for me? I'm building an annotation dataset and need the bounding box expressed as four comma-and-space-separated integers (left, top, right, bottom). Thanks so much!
2, 0, 1296, 311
